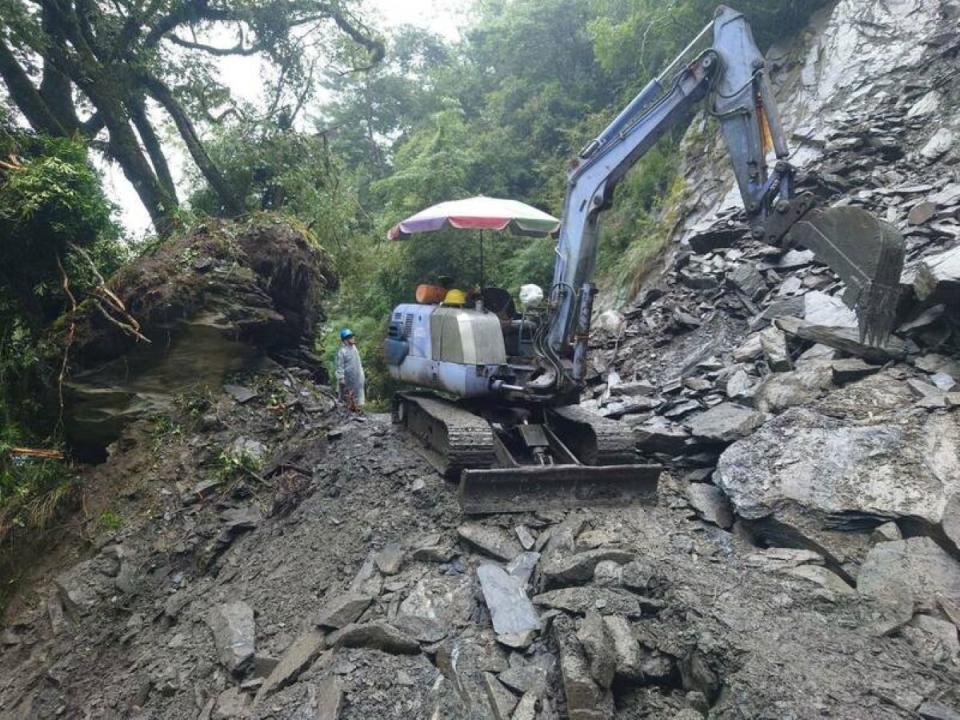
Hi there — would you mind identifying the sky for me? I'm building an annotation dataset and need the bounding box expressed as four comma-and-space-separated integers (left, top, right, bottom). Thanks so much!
104, 0, 469, 236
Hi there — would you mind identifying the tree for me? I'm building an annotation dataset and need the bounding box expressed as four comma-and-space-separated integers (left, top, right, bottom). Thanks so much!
0, 0, 383, 233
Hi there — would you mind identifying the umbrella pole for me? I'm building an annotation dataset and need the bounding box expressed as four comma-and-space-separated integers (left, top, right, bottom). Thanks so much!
479, 230, 485, 312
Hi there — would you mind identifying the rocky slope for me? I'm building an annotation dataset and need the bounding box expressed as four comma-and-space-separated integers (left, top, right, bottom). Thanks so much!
3, 2, 960, 720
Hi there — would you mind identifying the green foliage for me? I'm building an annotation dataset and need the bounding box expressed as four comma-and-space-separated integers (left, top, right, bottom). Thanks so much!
215, 448, 262, 482
0, 135, 124, 328
97, 510, 123, 532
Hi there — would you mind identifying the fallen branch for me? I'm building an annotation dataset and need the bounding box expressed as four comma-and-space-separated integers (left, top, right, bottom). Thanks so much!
9, 447, 65, 460
93, 299, 152, 344
56, 254, 78, 420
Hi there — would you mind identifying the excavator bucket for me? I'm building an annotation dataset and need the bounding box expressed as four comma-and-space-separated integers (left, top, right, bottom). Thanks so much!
459, 464, 661, 515
786, 206, 905, 345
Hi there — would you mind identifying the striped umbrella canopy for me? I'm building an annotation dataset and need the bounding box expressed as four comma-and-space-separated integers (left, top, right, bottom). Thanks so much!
387, 195, 560, 240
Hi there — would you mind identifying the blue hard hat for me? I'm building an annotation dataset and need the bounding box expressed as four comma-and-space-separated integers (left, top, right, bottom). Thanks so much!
340, 328, 354, 340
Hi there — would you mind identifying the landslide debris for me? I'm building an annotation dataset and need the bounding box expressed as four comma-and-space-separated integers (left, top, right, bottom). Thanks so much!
58, 215, 336, 457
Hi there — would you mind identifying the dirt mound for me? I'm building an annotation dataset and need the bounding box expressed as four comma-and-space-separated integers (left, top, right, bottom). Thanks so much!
55, 215, 337, 456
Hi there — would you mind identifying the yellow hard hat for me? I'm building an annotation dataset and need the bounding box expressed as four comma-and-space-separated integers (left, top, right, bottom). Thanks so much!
443, 288, 467, 305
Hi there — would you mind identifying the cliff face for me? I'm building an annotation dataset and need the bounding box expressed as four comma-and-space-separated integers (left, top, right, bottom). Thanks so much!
586, 0, 960, 614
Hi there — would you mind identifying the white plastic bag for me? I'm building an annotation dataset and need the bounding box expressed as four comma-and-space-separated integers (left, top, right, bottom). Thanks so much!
519, 284, 544, 308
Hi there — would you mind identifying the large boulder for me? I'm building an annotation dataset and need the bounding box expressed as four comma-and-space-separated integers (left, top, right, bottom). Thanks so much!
56, 217, 336, 455
715, 374, 960, 568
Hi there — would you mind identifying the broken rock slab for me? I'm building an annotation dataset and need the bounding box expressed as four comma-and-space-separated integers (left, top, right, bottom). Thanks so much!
685, 403, 765, 445
329, 622, 420, 655
256, 629, 327, 700
553, 615, 615, 720
541, 549, 635, 589
207, 601, 256, 673
685, 483, 734, 530
803, 291, 858, 328
858, 538, 960, 612
458, 523, 523, 562
914, 246, 960, 302
776, 316, 908, 363
315, 592, 373, 629
577, 611, 616, 689
477, 565, 540, 637
533, 587, 654, 617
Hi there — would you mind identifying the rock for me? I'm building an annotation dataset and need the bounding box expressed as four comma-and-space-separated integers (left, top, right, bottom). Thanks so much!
541, 549, 635, 588
915, 246, 960, 301
909, 614, 960, 660
577, 611, 616, 689
914, 353, 960, 377
906, 89, 940, 117
554, 615, 615, 720
499, 665, 548, 697
410, 533, 458, 563
943, 494, 960, 549
483, 672, 519, 719
908, 202, 937, 225
918, 701, 960, 720
931, 373, 957, 392
728, 263, 766, 299
930, 183, 960, 206
759, 326, 792, 371
374, 543, 403, 575
348, 554, 383, 597
679, 649, 720, 703
315, 592, 373, 629
496, 630, 537, 649
753, 361, 834, 414
610, 380, 657, 397
603, 615, 642, 679
515, 525, 536, 551
784, 565, 855, 598
256, 629, 327, 699
632, 416, 690, 453
533, 587, 651, 617
725, 369, 754, 400
213, 687, 250, 720
732, 333, 763, 362
870, 521, 902, 544
686, 403, 765, 444
505, 551, 541, 586
775, 249, 815, 269
620, 560, 661, 593
776, 317, 908, 363
477, 565, 540, 636
512, 692, 538, 720
390, 615, 447, 643
803, 291, 858, 328
744, 547, 824, 572
858, 538, 960, 612
329, 622, 420, 655
458, 523, 523, 561
54, 560, 111, 616
207, 601, 256, 673
224, 383, 258, 403
685, 483, 734, 529
921, 128, 954, 159
830, 358, 881, 384
716, 383, 960, 567
399, 574, 474, 628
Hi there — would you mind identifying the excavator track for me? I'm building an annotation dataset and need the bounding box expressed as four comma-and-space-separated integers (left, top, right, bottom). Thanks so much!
394, 392, 495, 478
547, 404, 638, 465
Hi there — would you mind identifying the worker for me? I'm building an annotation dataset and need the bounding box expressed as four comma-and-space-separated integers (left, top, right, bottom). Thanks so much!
335, 328, 365, 411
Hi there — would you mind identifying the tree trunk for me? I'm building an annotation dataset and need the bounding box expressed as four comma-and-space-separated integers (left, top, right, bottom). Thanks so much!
144, 75, 244, 216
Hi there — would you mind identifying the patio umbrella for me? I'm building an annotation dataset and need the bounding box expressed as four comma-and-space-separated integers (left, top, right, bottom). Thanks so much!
386, 195, 560, 298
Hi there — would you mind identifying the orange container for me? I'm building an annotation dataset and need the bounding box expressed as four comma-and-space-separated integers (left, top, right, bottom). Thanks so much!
415, 284, 447, 304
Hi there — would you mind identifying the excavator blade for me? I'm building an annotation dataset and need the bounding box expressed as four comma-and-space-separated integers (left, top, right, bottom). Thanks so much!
458, 464, 661, 515
786, 206, 905, 345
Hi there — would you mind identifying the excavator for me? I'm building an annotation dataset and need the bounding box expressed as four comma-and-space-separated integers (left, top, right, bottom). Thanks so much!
384, 5, 905, 514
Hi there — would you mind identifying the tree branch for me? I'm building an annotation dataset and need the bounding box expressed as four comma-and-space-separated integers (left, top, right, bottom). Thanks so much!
167, 33, 262, 56
0, 38, 69, 136
127, 95, 179, 204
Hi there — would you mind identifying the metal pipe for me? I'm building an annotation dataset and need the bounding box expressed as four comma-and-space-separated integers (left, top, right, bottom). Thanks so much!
656, 19, 715, 84
571, 283, 597, 382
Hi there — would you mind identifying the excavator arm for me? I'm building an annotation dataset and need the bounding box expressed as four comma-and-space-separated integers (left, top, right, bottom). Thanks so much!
540, 5, 904, 394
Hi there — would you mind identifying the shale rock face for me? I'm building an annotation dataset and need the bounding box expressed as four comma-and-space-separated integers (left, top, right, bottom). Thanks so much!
60, 217, 336, 455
